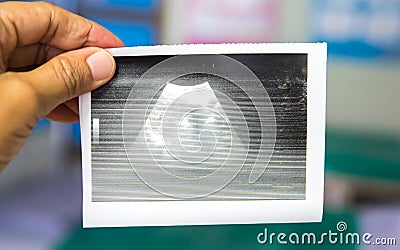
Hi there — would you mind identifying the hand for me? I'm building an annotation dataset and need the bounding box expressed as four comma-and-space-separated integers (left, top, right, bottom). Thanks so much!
0, 2, 124, 171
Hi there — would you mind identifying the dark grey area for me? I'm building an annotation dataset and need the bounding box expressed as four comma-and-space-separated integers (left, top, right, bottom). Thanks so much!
91, 54, 307, 201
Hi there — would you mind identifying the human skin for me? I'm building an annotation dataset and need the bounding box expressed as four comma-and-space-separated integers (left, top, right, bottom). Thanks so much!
0, 1, 125, 171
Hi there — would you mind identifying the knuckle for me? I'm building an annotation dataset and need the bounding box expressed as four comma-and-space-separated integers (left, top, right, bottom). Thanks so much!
68, 20, 93, 45
39, 1, 63, 20
36, 1, 58, 20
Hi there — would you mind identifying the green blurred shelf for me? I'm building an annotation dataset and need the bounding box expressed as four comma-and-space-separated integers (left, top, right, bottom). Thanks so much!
55, 211, 357, 250
326, 129, 400, 181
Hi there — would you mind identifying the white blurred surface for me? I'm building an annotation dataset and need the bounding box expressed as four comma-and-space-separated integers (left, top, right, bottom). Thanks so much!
0, 173, 81, 250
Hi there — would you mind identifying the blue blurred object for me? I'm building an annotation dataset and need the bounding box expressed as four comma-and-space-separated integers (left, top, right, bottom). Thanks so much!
90, 19, 156, 46
34, 119, 50, 133
81, 0, 158, 10
72, 122, 81, 147
53, 0, 78, 12
311, 0, 400, 58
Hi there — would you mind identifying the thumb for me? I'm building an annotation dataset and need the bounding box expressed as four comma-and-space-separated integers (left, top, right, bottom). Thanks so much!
0, 47, 115, 170
23, 47, 115, 117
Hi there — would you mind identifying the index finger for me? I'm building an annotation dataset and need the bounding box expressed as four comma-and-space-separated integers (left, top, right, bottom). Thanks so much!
0, 2, 124, 58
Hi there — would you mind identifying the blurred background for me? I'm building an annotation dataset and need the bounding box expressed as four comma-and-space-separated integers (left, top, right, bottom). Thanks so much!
0, 0, 399, 249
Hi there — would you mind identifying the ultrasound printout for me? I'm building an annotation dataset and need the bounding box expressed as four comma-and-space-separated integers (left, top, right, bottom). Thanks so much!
80, 43, 327, 227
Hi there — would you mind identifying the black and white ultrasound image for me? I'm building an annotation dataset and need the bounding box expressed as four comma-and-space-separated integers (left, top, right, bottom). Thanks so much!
91, 54, 307, 201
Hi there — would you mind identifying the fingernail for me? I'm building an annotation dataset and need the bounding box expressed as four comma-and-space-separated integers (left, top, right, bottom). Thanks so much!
86, 51, 115, 81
